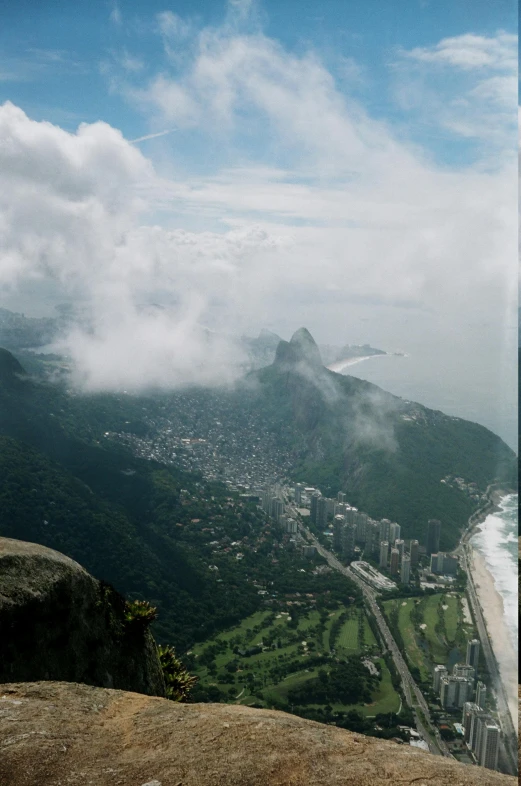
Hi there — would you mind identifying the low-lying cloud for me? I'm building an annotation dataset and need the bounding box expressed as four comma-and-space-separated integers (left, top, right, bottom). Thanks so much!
0, 17, 517, 393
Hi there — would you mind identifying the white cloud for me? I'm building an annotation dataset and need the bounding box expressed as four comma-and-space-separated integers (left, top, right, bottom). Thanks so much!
403, 31, 517, 71
110, 2, 122, 26
0, 19, 517, 398
394, 32, 517, 152
157, 11, 192, 41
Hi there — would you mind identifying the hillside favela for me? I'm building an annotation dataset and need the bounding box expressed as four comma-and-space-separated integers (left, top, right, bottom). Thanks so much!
0, 2, 518, 786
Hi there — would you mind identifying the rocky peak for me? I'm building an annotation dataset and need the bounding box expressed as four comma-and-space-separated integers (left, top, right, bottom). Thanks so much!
274, 328, 323, 371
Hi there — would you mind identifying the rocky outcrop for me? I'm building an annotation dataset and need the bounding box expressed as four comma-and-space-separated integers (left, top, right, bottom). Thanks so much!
0, 538, 165, 696
274, 327, 324, 371
0, 681, 515, 786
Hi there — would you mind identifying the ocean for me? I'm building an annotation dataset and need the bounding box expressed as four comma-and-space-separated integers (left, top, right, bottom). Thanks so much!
470, 494, 518, 652
335, 352, 517, 452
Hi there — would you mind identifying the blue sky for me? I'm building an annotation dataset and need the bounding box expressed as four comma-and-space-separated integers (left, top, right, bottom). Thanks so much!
0, 0, 517, 429
0, 0, 516, 165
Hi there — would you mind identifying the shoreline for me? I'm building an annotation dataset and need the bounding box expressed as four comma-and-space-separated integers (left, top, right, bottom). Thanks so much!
327, 354, 388, 373
464, 486, 512, 541
467, 546, 518, 732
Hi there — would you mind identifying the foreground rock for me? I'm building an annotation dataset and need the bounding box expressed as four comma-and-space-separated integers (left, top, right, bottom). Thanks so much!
0, 682, 515, 786
0, 538, 165, 696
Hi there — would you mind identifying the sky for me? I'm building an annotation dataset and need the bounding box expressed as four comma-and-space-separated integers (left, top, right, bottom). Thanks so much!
0, 0, 517, 443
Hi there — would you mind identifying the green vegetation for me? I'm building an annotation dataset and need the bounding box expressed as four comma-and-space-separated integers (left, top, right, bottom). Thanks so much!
124, 599, 159, 630
252, 359, 515, 550
188, 604, 401, 730
158, 644, 198, 702
382, 592, 476, 686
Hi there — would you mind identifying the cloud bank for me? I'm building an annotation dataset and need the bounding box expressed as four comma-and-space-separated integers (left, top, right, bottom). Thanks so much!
0, 14, 517, 393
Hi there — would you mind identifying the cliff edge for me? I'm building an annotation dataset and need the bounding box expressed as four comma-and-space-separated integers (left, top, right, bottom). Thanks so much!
0, 537, 165, 696
0, 681, 515, 786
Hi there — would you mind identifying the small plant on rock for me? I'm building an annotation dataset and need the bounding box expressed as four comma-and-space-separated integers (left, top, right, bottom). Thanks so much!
158, 644, 198, 702
124, 599, 158, 631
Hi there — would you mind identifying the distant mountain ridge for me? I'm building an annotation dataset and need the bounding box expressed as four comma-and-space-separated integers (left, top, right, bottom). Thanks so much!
0, 335, 515, 573
242, 329, 515, 548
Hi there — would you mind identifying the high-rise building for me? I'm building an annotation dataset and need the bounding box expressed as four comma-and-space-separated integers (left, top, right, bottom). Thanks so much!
429, 554, 440, 574
440, 676, 472, 709
345, 507, 357, 525
409, 539, 419, 567
271, 498, 284, 523
475, 681, 487, 709
433, 664, 448, 692
395, 539, 405, 560
469, 710, 488, 753
365, 520, 378, 555
379, 519, 391, 542
310, 492, 321, 524
462, 702, 480, 743
355, 513, 367, 543
477, 721, 500, 770
317, 496, 328, 528
400, 554, 411, 585
441, 554, 458, 575
337, 492, 346, 503
341, 523, 356, 559
379, 541, 389, 569
440, 676, 457, 708
390, 522, 401, 544
333, 515, 345, 551
261, 488, 272, 512
390, 548, 400, 575
453, 664, 475, 682
294, 483, 304, 504
466, 639, 480, 669
426, 519, 441, 555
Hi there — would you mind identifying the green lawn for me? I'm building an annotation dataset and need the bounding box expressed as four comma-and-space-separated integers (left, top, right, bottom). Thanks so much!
307, 658, 400, 717
383, 592, 477, 678
336, 617, 359, 651
192, 603, 388, 715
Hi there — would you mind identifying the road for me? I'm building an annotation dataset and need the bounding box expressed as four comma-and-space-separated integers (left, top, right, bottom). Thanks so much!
452, 485, 518, 776
293, 515, 451, 758
457, 541, 517, 775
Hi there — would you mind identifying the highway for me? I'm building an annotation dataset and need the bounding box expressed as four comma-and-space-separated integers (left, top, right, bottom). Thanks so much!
452, 485, 518, 776
293, 515, 451, 758
457, 541, 517, 775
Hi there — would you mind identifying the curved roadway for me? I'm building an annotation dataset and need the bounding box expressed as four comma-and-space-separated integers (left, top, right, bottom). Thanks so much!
296, 518, 451, 758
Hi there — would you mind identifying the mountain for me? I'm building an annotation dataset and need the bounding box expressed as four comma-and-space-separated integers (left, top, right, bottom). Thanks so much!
243, 329, 515, 549
0, 335, 515, 611
241, 327, 387, 370
0, 347, 26, 383
0, 348, 359, 650
0, 354, 270, 649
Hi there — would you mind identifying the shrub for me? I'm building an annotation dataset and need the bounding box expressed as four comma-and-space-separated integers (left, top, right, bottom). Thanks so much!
124, 599, 158, 631
158, 644, 198, 702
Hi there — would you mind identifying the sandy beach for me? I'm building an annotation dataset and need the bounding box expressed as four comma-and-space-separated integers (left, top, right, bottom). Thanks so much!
469, 547, 518, 731
327, 355, 384, 373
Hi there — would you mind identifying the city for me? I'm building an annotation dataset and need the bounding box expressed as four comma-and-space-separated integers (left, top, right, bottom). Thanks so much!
252, 481, 515, 774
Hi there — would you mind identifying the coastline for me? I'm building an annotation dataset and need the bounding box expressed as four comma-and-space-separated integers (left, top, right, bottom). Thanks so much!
327, 354, 387, 373
464, 486, 509, 539
467, 546, 518, 731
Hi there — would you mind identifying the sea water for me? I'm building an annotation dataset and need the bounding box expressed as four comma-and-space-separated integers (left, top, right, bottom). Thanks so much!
336, 352, 516, 452
470, 494, 518, 652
